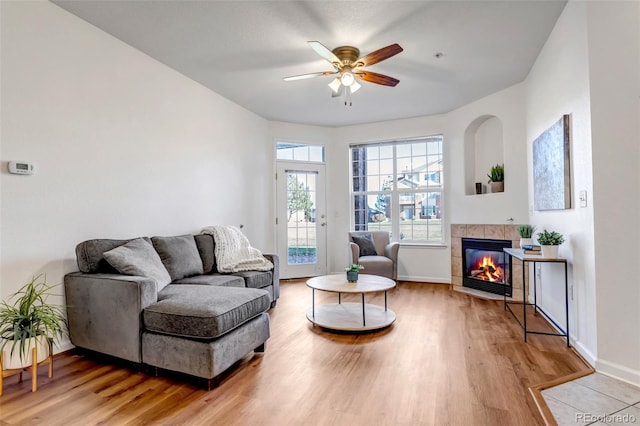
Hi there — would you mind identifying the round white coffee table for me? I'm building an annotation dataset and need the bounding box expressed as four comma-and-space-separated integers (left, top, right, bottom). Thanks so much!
306, 274, 396, 332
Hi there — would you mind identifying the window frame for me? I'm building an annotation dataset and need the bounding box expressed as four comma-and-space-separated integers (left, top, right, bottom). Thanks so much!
349, 136, 445, 245
276, 141, 325, 163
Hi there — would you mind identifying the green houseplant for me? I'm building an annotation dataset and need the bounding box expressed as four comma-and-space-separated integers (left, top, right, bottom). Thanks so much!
345, 264, 364, 283
537, 229, 565, 258
0, 274, 67, 369
517, 224, 536, 247
487, 163, 505, 193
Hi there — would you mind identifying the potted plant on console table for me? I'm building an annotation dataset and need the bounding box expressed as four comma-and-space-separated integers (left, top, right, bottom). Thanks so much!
537, 229, 565, 258
517, 224, 536, 248
0, 274, 67, 394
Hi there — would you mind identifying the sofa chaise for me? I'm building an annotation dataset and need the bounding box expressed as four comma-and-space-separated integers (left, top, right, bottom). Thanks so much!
64, 233, 279, 388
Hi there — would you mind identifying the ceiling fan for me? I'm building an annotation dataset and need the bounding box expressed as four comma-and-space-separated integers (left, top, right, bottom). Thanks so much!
284, 41, 403, 103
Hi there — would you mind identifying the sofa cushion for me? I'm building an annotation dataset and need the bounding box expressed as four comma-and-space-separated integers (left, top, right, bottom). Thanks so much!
144, 285, 270, 339
172, 274, 244, 287
151, 235, 204, 281
103, 238, 172, 291
352, 233, 377, 256
194, 234, 216, 274
76, 238, 150, 273
231, 270, 273, 289
356, 255, 393, 279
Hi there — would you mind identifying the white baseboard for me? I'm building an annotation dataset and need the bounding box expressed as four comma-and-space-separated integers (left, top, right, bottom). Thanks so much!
573, 340, 596, 367
596, 358, 640, 388
328, 272, 450, 284
397, 275, 450, 284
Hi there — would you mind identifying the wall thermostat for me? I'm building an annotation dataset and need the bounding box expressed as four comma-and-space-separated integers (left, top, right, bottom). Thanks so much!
8, 161, 36, 175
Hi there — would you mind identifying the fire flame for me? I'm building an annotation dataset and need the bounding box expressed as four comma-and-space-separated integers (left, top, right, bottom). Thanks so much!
472, 256, 503, 282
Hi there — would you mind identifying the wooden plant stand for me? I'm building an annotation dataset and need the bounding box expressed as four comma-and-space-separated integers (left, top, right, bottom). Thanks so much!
0, 347, 53, 396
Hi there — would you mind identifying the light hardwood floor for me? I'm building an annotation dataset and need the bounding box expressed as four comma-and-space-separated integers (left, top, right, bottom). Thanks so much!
0, 281, 590, 425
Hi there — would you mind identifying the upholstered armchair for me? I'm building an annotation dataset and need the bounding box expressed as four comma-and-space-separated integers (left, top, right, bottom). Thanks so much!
348, 231, 400, 281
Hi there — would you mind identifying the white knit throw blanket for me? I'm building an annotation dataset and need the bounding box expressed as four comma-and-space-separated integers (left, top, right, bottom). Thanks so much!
201, 225, 273, 273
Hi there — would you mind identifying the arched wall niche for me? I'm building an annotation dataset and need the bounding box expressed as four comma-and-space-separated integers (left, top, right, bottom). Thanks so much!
463, 115, 504, 195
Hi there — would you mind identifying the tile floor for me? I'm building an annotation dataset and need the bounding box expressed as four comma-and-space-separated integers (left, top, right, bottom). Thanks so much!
543, 372, 640, 425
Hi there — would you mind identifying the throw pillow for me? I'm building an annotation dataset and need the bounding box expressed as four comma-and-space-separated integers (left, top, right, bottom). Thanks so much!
194, 234, 216, 274
352, 234, 377, 256
103, 238, 172, 291
151, 235, 204, 281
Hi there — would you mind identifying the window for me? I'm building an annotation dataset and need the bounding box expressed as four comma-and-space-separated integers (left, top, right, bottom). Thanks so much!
350, 136, 444, 243
276, 142, 324, 162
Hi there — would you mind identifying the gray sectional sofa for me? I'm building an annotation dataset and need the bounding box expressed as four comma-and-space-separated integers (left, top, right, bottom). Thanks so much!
64, 233, 279, 388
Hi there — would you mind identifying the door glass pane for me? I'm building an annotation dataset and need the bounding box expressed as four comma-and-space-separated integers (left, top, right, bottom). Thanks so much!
287, 171, 317, 265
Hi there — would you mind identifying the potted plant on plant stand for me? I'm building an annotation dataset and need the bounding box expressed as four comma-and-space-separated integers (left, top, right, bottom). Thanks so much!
345, 264, 364, 283
517, 224, 536, 248
537, 229, 565, 258
0, 274, 67, 377
487, 163, 505, 193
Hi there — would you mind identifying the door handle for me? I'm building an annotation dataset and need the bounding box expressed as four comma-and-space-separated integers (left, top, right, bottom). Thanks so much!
321, 222, 326, 227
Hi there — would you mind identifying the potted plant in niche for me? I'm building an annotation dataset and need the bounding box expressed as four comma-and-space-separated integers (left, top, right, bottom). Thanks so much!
487, 163, 505, 193
537, 229, 565, 258
345, 264, 364, 283
0, 274, 67, 371
517, 224, 536, 248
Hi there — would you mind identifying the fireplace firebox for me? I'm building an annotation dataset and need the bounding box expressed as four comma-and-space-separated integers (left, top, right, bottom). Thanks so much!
461, 238, 512, 296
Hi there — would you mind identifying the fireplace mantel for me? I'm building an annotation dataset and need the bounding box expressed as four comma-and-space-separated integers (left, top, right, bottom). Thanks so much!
451, 224, 528, 300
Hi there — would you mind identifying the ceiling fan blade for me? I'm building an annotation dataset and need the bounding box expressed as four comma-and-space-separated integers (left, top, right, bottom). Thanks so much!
308, 41, 341, 65
356, 43, 403, 67
356, 71, 400, 87
283, 71, 336, 81
331, 84, 344, 98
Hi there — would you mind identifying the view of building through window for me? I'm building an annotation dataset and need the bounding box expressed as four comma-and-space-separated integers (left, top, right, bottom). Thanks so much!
350, 136, 444, 243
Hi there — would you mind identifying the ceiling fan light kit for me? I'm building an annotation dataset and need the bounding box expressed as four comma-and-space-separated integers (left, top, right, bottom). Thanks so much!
284, 41, 403, 106
340, 71, 355, 87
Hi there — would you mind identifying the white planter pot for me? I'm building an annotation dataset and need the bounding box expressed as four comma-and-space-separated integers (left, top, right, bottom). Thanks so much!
519, 238, 533, 248
541, 245, 559, 259
1, 335, 49, 370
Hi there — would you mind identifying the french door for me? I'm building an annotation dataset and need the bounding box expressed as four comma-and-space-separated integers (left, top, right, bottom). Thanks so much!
276, 162, 327, 279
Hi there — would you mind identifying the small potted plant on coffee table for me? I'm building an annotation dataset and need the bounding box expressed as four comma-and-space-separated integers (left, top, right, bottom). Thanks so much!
345, 264, 364, 283
537, 229, 565, 258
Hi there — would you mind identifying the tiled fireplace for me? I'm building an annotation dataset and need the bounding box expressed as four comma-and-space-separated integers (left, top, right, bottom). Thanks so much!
462, 237, 512, 296
451, 224, 528, 300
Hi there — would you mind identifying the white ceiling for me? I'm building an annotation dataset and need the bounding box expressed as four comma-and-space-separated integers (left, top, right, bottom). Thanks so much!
52, 0, 567, 127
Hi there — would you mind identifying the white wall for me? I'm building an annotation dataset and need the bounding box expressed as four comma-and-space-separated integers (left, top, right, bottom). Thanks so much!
7, 1, 636, 384
447, 84, 529, 225
587, 1, 640, 385
525, 0, 640, 386
327, 114, 451, 282
525, 0, 597, 365
270, 83, 529, 282
473, 117, 504, 192
0, 1, 273, 352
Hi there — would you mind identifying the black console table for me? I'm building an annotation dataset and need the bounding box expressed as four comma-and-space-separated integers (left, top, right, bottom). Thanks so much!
503, 248, 570, 347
